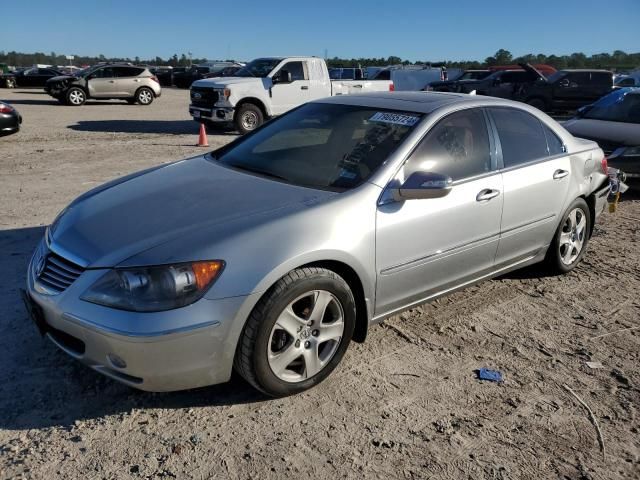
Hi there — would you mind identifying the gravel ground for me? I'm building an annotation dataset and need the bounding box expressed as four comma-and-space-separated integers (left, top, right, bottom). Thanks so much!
0, 88, 639, 480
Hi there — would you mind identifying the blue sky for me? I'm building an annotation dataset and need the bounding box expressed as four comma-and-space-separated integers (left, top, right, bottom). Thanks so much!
1, 0, 639, 62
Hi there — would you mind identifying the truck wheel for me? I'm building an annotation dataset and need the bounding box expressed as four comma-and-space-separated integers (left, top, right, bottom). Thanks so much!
235, 103, 263, 134
527, 98, 547, 111
66, 87, 86, 106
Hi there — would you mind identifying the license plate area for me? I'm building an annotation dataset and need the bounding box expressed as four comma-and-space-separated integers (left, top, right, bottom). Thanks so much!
192, 110, 201, 118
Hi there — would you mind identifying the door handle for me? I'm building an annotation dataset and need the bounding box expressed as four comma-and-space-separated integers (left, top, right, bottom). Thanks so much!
476, 189, 500, 202
352, 84, 363, 88
553, 169, 569, 180
300, 86, 308, 90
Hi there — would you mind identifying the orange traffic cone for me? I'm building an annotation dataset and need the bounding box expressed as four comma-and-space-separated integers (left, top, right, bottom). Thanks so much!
197, 123, 209, 147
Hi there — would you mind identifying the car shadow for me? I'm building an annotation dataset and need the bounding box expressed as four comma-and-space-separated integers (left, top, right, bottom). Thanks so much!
0, 225, 266, 431
69, 120, 236, 136
13, 90, 49, 94
1, 99, 61, 106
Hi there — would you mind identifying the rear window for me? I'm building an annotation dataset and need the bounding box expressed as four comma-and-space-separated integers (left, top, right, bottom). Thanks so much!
214, 103, 422, 191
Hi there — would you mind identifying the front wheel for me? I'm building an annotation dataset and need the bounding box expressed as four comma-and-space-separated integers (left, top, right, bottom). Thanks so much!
234, 268, 355, 397
5, 78, 16, 88
234, 103, 263, 134
66, 87, 86, 106
544, 198, 591, 274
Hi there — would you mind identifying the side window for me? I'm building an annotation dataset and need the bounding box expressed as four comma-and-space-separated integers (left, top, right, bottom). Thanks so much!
542, 125, 564, 156
489, 108, 549, 167
403, 108, 492, 181
91, 67, 114, 79
115, 67, 143, 77
281, 61, 307, 81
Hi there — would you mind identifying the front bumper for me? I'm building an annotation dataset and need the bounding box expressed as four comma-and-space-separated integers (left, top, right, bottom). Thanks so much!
189, 104, 234, 123
25, 243, 259, 392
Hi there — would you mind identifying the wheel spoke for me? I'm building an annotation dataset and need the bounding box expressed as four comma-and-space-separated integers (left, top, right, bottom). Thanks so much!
576, 213, 586, 236
309, 291, 333, 324
562, 244, 574, 263
317, 320, 344, 343
302, 344, 323, 378
269, 344, 301, 376
568, 209, 578, 229
275, 307, 306, 337
559, 231, 572, 246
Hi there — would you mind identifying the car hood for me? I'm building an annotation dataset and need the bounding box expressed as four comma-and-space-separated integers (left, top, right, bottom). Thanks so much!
563, 118, 640, 147
191, 77, 265, 88
47, 75, 75, 83
49, 156, 335, 268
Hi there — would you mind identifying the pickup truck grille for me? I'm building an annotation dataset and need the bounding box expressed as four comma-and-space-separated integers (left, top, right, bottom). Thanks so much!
190, 87, 219, 108
36, 250, 85, 294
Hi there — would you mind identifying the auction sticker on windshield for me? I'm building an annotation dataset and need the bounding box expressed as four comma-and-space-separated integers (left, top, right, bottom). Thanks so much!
369, 112, 420, 127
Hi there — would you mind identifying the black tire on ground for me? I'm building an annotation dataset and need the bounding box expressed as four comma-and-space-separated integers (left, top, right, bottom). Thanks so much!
135, 87, 154, 105
527, 98, 547, 111
544, 197, 591, 274
234, 267, 356, 397
65, 87, 86, 106
126, 99, 136, 104
234, 103, 263, 134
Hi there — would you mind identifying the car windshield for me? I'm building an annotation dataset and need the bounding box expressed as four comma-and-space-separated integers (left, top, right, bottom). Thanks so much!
546, 71, 565, 83
234, 58, 282, 78
583, 88, 640, 123
212, 103, 422, 191
459, 71, 490, 80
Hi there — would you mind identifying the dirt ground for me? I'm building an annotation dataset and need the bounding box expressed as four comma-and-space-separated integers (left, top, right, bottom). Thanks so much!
0, 88, 638, 480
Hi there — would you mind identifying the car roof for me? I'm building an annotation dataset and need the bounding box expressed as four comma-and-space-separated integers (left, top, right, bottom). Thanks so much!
560, 69, 612, 73
315, 91, 524, 114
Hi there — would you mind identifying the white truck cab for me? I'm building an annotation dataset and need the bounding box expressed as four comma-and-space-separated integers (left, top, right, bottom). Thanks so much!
189, 56, 393, 134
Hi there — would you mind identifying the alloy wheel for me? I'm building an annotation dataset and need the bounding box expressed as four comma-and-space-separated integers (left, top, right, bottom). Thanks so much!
241, 111, 258, 131
138, 89, 152, 104
267, 290, 344, 383
69, 90, 84, 105
559, 207, 586, 265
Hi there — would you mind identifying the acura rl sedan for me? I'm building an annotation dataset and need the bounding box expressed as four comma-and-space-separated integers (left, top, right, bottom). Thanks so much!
23, 92, 611, 397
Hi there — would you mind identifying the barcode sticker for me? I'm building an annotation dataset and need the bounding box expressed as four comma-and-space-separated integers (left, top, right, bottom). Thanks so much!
369, 112, 420, 127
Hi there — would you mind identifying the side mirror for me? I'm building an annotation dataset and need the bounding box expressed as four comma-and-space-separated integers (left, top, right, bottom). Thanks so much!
273, 70, 292, 84
558, 78, 570, 88
393, 171, 453, 201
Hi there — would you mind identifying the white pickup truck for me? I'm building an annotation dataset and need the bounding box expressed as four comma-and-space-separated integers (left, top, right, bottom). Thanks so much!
189, 56, 394, 134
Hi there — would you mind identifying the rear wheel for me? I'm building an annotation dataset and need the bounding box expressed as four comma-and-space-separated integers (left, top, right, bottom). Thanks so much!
66, 87, 86, 106
234, 103, 263, 134
544, 198, 590, 274
234, 268, 355, 397
135, 87, 154, 105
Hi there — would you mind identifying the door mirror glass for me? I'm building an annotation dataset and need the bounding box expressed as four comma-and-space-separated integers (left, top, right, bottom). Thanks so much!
273, 70, 292, 84
394, 172, 453, 200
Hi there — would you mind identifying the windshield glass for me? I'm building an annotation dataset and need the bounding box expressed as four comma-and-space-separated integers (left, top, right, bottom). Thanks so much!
234, 58, 281, 78
583, 88, 640, 123
213, 103, 422, 191
459, 71, 490, 80
546, 71, 565, 83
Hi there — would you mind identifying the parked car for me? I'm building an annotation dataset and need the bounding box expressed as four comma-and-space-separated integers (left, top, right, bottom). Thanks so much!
189, 56, 394, 134
489, 64, 557, 77
517, 66, 614, 112
173, 63, 242, 88
614, 75, 640, 88
0, 102, 22, 136
563, 88, 640, 180
2, 67, 63, 88
426, 69, 538, 97
23, 92, 610, 397
45, 64, 161, 106
203, 66, 242, 79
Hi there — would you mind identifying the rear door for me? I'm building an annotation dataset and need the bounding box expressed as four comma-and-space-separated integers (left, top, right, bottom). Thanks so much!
270, 61, 310, 115
87, 67, 117, 97
375, 107, 503, 315
113, 66, 145, 96
488, 107, 570, 266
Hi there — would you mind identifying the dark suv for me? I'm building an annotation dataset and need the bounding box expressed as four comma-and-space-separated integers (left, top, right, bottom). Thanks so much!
45, 64, 162, 106
427, 69, 538, 98
517, 67, 614, 112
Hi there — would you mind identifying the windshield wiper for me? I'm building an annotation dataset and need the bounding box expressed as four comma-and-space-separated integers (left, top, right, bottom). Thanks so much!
229, 163, 288, 181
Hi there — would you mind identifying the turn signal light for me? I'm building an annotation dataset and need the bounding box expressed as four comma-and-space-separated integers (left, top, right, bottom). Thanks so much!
601, 157, 608, 174
0, 104, 14, 113
192, 261, 224, 290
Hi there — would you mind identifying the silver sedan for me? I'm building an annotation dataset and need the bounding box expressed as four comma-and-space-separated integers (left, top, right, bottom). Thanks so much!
24, 92, 611, 396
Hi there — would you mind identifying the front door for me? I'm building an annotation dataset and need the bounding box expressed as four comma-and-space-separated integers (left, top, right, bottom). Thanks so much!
375, 108, 503, 316
487, 107, 571, 265
87, 67, 118, 97
270, 61, 310, 115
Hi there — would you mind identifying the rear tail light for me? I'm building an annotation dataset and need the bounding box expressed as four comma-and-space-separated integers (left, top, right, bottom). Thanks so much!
389, 82, 395, 92
601, 156, 608, 174
0, 104, 14, 113
150, 75, 159, 84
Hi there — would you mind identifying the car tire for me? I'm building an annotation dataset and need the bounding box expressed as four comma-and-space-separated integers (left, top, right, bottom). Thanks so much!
5, 78, 16, 88
135, 87, 154, 105
234, 103, 263, 134
66, 87, 86, 106
544, 198, 591, 274
527, 98, 547, 111
234, 267, 356, 397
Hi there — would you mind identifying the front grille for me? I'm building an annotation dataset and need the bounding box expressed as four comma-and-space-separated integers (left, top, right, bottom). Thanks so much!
190, 87, 219, 108
37, 251, 85, 294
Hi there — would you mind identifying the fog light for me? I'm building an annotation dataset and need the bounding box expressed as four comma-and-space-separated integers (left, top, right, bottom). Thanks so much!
216, 109, 226, 119
107, 353, 127, 369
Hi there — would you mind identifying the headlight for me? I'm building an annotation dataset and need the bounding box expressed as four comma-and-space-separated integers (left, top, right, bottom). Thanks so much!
216, 88, 231, 100
81, 261, 224, 312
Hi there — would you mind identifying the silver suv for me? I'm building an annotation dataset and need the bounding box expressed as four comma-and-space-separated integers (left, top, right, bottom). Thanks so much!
44, 64, 162, 106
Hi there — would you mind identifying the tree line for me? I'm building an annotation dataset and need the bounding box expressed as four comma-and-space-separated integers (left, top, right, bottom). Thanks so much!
1, 49, 639, 72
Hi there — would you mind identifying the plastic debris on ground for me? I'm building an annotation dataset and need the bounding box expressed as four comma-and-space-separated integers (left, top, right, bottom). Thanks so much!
476, 368, 503, 383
